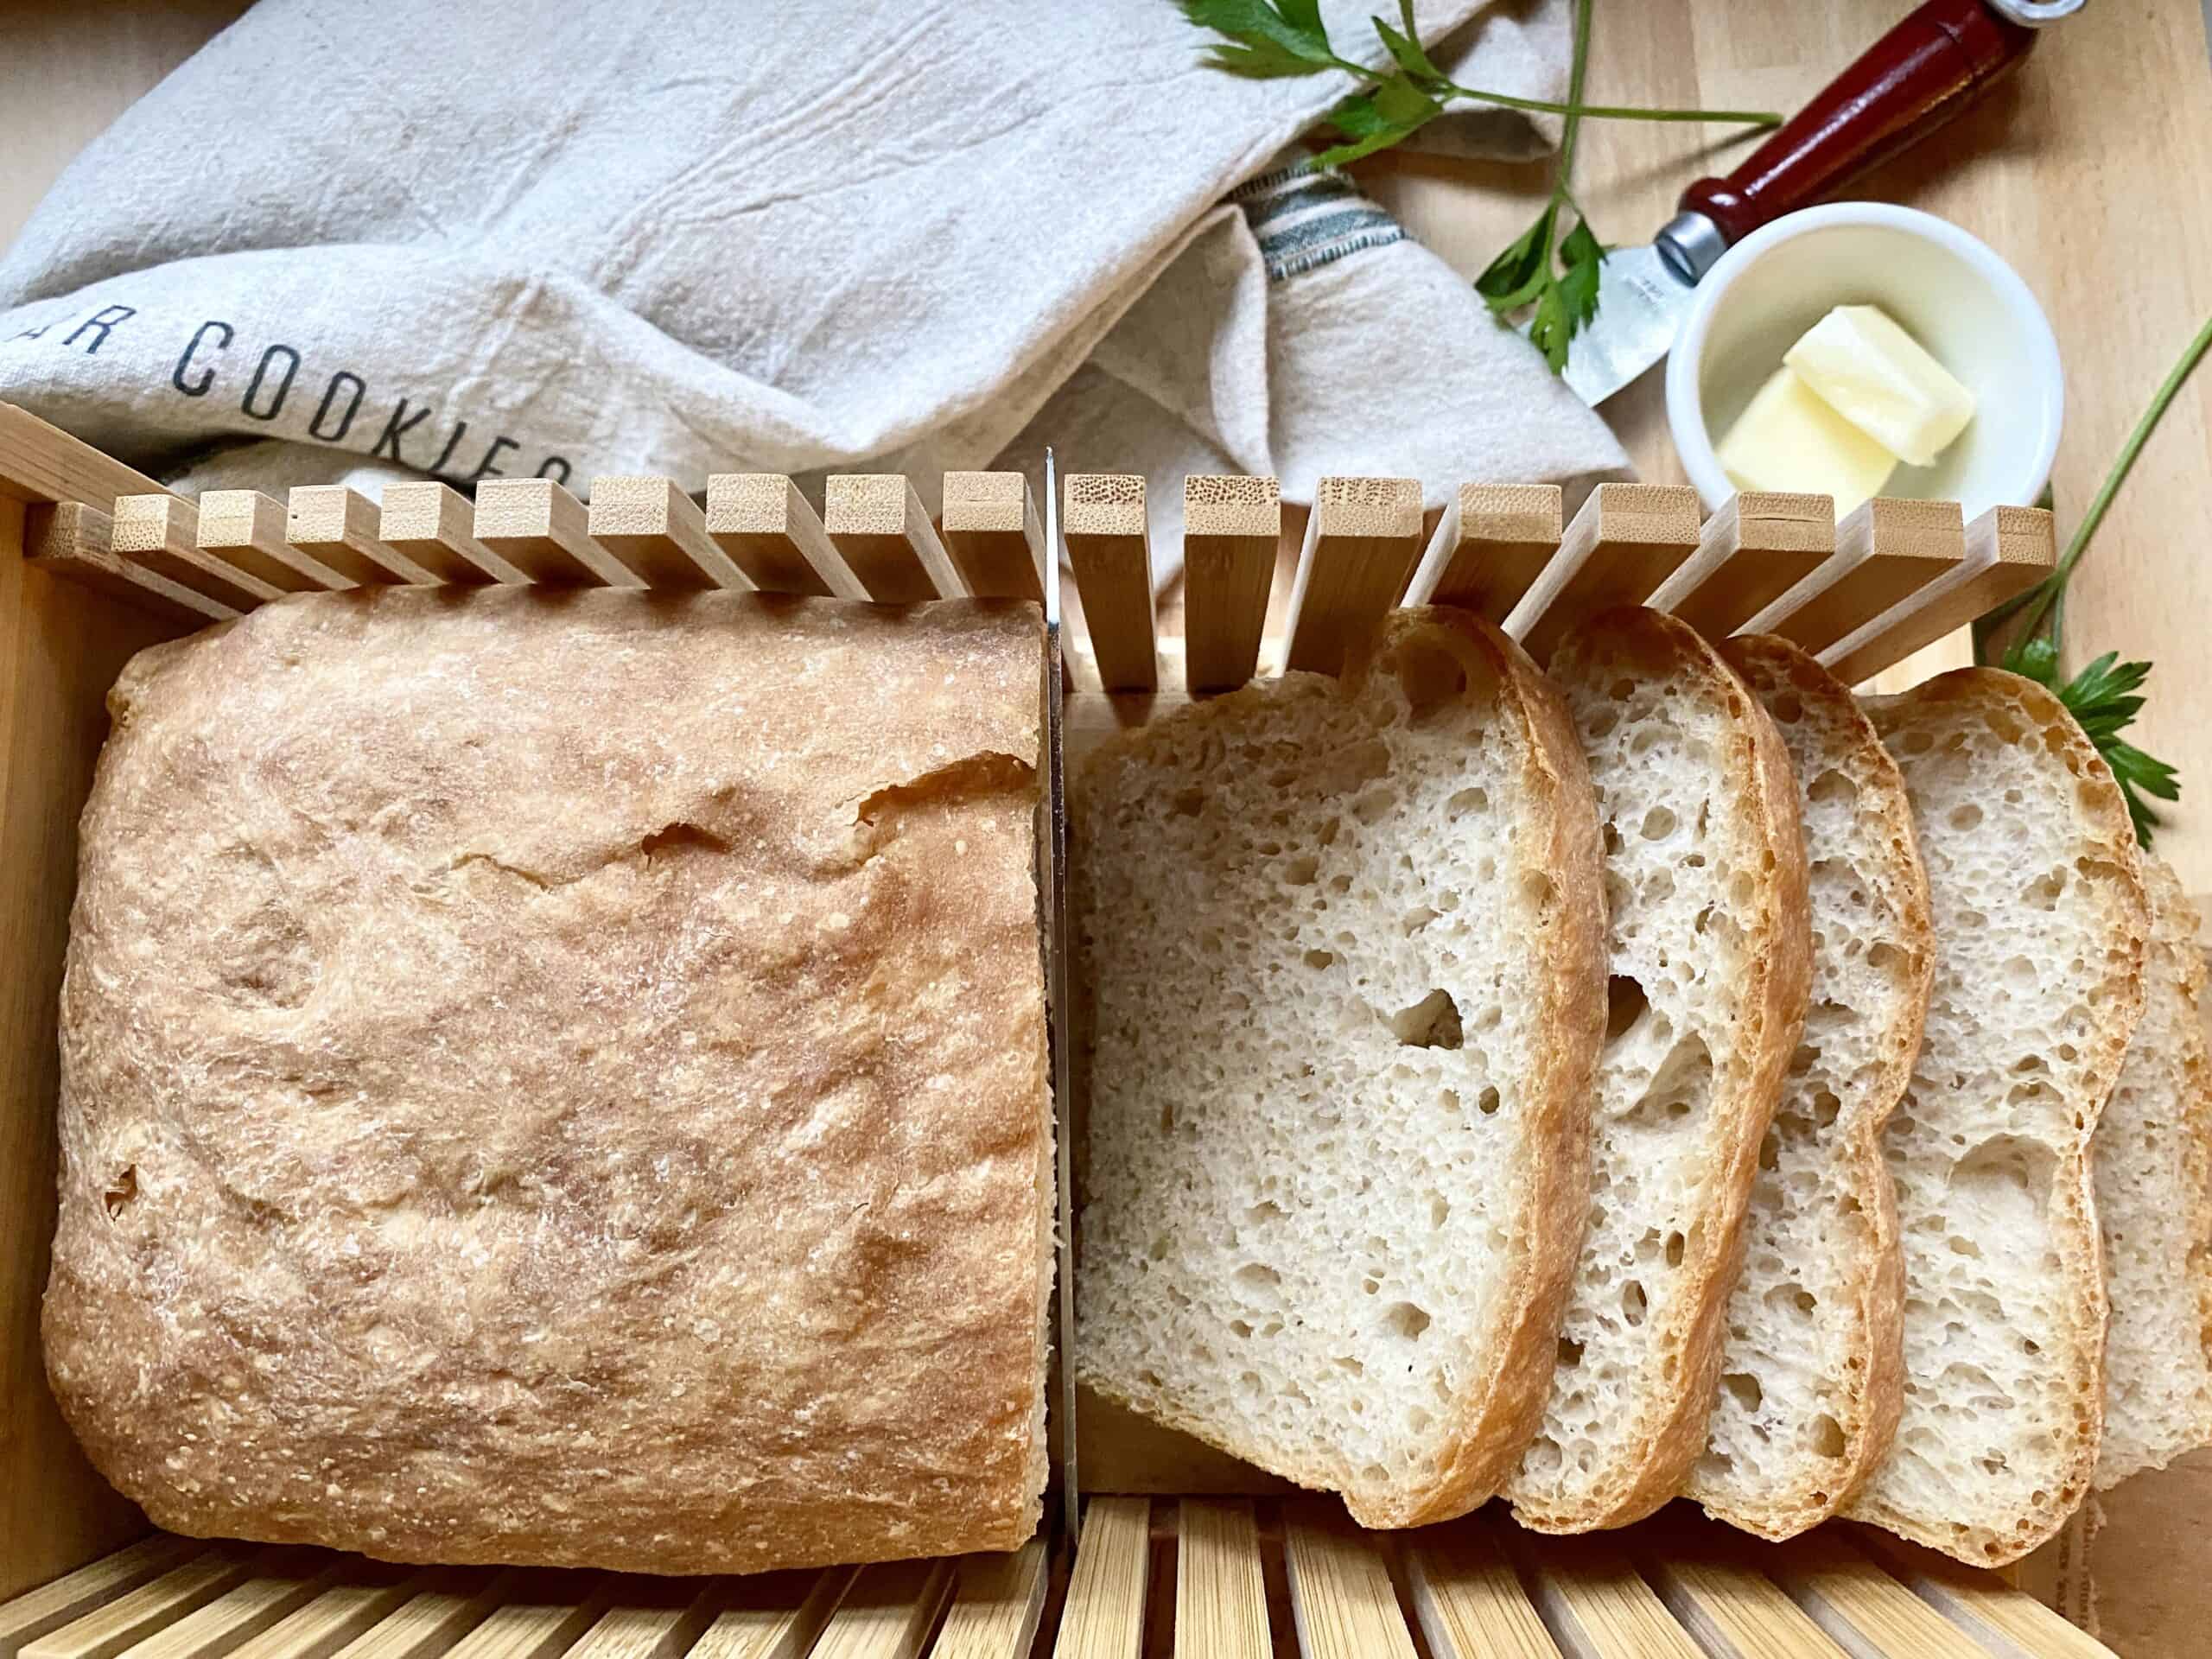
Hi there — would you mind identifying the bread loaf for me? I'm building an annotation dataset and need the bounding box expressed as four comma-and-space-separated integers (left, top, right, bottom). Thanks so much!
1689, 633, 1931, 1539
1849, 668, 2147, 1564
1075, 609, 1605, 1527
2093, 855, 2212, 1490
1504, 607, 1810, 1533
48, 585, 1052, 1576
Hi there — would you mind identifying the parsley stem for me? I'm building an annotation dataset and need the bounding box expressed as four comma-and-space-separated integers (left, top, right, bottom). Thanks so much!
1993, 308, 2212, 648
1442, 85, 1779, 125
1558, 0, 1592, 189
1312, 40, 1778, 127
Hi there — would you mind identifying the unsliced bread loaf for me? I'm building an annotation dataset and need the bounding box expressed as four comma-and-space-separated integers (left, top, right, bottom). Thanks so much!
48, 585, 1052, 1576
1075, 608, 1605, 1528
1688, 633, 1932, 1540
1849, 667, 2148, 1565
1504, 607, 1810, 1533
2094, 855, 2212, 1490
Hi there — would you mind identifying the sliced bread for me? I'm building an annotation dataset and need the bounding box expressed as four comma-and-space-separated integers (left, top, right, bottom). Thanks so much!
1849, 668, 2149, 1565
1505, 607, 1811, 1533
1074, 608, 1606, 1527
1688, 633, 1933, 1539
2094, 855, 2212, 1490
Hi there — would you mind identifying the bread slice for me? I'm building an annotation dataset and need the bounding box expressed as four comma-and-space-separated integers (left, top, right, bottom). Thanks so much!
1686, 633, 1932, 1539
2094, 855, 2212, 1490
1074, 608, 1605, 1527
1504, 607, 1811, 1533
1848, 668, 2149, 1565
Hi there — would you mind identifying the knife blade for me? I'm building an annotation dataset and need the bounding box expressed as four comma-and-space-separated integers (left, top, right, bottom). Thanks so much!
1556, 239, 1702, 407
1039, 446, 1079, 1541
1531, 0, 2075, 407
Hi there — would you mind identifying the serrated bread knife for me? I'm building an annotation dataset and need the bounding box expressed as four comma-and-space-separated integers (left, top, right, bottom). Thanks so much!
1555, 0, 2081, 407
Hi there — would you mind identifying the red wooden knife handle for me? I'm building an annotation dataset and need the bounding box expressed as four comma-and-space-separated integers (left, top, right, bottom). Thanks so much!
1679, 0, 2037, 247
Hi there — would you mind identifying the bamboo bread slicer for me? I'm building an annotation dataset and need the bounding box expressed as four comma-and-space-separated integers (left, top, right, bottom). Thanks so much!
0, 400, 2107, 1659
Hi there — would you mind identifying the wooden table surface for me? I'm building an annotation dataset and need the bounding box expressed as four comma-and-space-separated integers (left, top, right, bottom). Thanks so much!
2, 5, 2210, 1657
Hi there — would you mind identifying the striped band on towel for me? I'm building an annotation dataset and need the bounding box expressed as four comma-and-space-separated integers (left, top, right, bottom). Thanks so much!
1231, 164, 1407, 283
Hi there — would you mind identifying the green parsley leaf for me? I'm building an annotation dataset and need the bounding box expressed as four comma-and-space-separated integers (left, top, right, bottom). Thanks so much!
1306, 73, 1442, 168
1557, 216, 1605, 330
1474, 207, 1557, 313
1178, 0, 1338, 77
1526, 280, 1574, 373
1374, 0, 1446, 88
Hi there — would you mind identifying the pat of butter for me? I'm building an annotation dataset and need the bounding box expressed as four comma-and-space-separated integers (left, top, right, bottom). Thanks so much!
1715, 365, 1897, 517
1783, 304, 1974, 467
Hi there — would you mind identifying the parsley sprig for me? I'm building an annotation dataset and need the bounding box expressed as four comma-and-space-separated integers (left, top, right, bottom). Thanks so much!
1180, 1, 1778, 157
1974, 311, 2212, 847
1471, 0, 1599, 372
1180, 0, 1780, 372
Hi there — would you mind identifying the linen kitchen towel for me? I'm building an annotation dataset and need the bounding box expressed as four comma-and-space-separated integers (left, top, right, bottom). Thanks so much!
0, 0, 1624, 584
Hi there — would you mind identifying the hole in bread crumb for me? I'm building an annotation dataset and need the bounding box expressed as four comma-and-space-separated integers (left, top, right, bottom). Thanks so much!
1770, 691, 1804, 724
1336, 1356, 1364, 1376
1305, 949, 1335, 970
1477, 1086, 1501, 1116
1393, 639, 1470, 722
1447, 787, 1490, 817
1810, 1414, 1846, 1458
1948, 803, 1984, 831
1169, 786, 1205, 817
1235, 1263, 1282, 1292
1558, 1337, 1584, 1369
1402, 906, 1439, 935
1429, 1195, 1451, 1229
1382, 1302, 1432, 1341
1352, 789, 1397, 825
1284, 854, 1319, 887
1247, 1200, 1287, 1224
1722, 1373, 1763, 1414
103, 1166, 137, 1219
1808, 768, 1858, 808
1606, 976, 1649, 1041
1622, 1281, 1647, 1326
1867, 941, 1907, 973
1230, 1319, 1253, 1339
1641, 805, 1677, 840
1665, 1231, 1685, 1267
1389, 988, 1463, 1050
